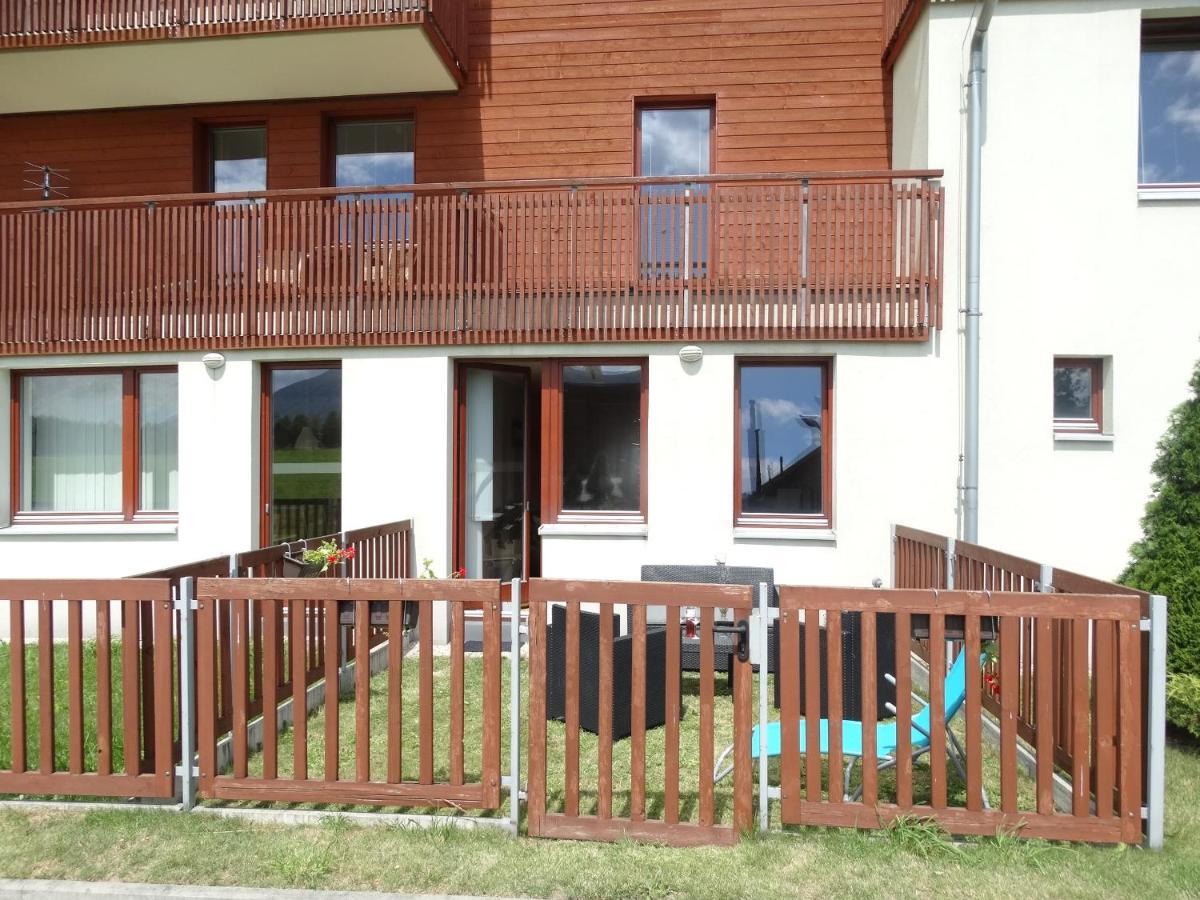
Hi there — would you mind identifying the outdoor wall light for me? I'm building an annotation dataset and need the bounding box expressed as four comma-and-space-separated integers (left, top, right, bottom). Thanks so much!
679, 345, 703, 364
202, 352, 226, 371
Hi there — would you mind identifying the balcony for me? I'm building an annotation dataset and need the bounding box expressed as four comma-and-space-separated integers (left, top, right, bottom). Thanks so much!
0, 1, 467, 114
0, 171, 944, 354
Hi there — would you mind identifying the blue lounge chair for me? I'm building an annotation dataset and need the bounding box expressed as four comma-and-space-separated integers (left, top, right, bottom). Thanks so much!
714, 650, 988, 806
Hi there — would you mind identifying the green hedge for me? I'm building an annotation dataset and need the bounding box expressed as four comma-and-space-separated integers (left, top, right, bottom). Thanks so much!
1122, 361, 1200, 736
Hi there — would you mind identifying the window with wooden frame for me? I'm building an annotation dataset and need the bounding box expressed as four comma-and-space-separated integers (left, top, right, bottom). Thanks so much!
1140, 18, 1200, 186
10, 368, 178, 522
735, 359, 832, 528
206, 124, 267, 195
1053, 358, 1104, 433
541, 360, 648, 524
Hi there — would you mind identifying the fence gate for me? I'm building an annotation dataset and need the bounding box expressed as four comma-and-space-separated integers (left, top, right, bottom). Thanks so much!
525, 579, 754, 846
195, 577, 501, 809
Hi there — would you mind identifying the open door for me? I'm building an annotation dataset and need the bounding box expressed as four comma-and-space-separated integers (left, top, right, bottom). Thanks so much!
455, 363, 539, 582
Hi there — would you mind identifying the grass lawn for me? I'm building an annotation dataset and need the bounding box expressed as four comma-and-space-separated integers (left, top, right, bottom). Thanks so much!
1, 645, 1198, 897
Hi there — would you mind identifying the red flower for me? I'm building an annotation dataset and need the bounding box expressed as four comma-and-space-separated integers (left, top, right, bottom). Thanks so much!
456, 567, 466, 578
343, 547, 357, 560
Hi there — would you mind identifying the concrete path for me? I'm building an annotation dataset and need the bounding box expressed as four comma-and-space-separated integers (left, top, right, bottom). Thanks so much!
0, 880, 524, 900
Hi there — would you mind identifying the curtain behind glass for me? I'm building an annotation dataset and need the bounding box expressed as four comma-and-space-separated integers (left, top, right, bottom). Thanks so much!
140, 372, 179, 511
21, 374, 122, 512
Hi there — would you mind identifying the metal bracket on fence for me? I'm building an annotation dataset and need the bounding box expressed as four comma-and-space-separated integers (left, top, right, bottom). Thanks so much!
509, 579, 523, 832
1039, 564, 1054, 594
1146, 594, 1168, 850
177, 577, 199, 811
945, 536, 956, 590
757, 581, 770, 834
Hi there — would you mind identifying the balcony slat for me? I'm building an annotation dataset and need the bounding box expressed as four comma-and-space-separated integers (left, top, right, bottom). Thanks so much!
0, 174, 944, 352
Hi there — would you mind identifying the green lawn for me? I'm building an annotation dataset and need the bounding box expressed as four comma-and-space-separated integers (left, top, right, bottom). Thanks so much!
2, 645, 1199, 897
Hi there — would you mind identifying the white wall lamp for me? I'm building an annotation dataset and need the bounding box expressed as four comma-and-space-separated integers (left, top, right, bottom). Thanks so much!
679, 345, 703, 365
202, 352, 226, 371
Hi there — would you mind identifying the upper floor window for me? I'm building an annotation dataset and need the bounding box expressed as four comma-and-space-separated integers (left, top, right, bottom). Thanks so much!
543, 361, 647, 523
333, 119, 414, 195
209, 125, 267, 194
736, 360, 832, 528
13, 369, 178, 521
1139, 18, 1200, 186
1054, 357, 1103, 434
637, 103, 713, 277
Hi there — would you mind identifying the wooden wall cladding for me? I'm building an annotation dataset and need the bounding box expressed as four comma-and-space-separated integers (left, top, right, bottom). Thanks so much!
0, 1, 889, 202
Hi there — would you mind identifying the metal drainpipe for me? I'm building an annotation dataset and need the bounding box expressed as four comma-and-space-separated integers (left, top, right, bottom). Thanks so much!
963, 0, 998, 544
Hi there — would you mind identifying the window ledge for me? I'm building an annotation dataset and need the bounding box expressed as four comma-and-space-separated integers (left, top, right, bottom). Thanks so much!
1138, 186, 1200, 202
1054, 432, 1114, 445
0, 522, 179, 536
539, 522, 648, 538
733, 527, 836, 543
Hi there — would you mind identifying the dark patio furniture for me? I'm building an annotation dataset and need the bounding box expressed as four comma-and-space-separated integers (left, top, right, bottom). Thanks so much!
546, 605, 672, 741
771, 613, 897, 721
639, 564, 776, 674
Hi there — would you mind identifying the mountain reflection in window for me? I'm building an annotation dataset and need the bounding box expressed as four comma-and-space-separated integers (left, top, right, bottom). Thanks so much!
561, 364, 642, 513
739, 364, 825, 516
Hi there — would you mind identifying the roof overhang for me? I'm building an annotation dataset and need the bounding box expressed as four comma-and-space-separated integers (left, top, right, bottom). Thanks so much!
0, 25, 458, 115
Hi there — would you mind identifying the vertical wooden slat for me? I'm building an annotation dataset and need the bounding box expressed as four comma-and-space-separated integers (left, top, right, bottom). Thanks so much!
95, 600, 112, 777
67, 599, 84, 774
9, 600, 26, 774
732, 622, 753, 832
261, 597, 278, 781
663, 603, 680, 824
804, 608, 821, 803
630, 603, 647, 822
860, 610, 878, 808
197, 591, 216, 796
481, 589, 501, 810
527, 597, 547, 833
230, 596, 248, 779
419, 598, 433, 785
1071, 618, 1090, 817
699, 605, 715, 826
449, 599, 465, 786
928, 613, 947, 809
597, 601, 613, 819
895, 611, 913, 809
1035, 615, 1055, 814
1000, 614, 1019, 813
965, 613, 983, 811
1094, 618, 1116, 820
38, 598, 56, 775
1117, 618, 1143, 844
323, 598, 339, 782
122, 598, 139, 776
780, 610, 801, 819
290, 597, 307, 780
563, 600, 580, 817
354, 597, 370, 783
152, 594, 173, 789
826, 608, 844, 802
387, 599, 403, 784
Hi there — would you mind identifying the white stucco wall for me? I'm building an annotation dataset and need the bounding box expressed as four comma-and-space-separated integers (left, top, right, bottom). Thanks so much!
897, 0, 1200, 579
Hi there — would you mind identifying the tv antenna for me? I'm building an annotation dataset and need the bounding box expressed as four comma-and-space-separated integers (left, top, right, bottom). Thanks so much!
23, 162, 70, 201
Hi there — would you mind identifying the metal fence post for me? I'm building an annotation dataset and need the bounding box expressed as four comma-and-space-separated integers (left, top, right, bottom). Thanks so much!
757, 581, 770, 833
1146, 594, 1168, 850
509, 579, 523, 831
177, 577, 198, 810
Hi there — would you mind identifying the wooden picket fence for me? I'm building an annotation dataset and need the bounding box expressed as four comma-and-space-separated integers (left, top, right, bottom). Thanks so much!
0, 579, 176, 799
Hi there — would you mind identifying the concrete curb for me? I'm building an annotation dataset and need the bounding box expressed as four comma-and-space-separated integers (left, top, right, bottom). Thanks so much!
0, 880, 523, 900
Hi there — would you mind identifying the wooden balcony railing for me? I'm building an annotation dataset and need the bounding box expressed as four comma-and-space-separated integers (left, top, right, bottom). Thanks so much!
883, 0, 922, 65
0, 172, 943, 354
0, 1, 468, 76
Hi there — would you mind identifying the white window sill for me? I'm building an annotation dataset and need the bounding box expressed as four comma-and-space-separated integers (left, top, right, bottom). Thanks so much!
0, 523, 179, 536
1053, 432, 1114, 444
539, 522, 648, 538
733, 527, 836, 543
1138, 187, 1200, 202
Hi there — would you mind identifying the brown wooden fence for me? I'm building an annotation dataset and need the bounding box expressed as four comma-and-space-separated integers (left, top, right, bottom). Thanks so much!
0, 172, 944, 354
525, 579, 754, 847
0, 579, 176, 799
894, 525, 1151, 829
777, 585, 1144, 843
195, 577, 502, 808
0, 0, 470, 75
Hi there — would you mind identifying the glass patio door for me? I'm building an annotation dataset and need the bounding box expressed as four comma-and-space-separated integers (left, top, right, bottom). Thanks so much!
460, 366, 530, 581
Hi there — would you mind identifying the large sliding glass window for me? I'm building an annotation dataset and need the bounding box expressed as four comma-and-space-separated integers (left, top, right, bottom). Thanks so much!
637, 103, 712, 276
1139, 19, 1200, 186
264, 365, 342, 545
16, 369, 178, 520
736, 361, 831, 527
545, 361, 647, 522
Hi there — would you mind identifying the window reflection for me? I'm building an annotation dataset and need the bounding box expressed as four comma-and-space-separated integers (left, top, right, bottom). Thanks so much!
1139, 34, 1200, 184
269, 367, 342, 544
561, 365, 642, 513
739, 364, 825, 517
638, 106, 712, 277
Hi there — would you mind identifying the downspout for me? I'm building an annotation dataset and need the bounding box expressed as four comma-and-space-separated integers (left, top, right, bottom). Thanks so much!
963, 0, 998, 544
